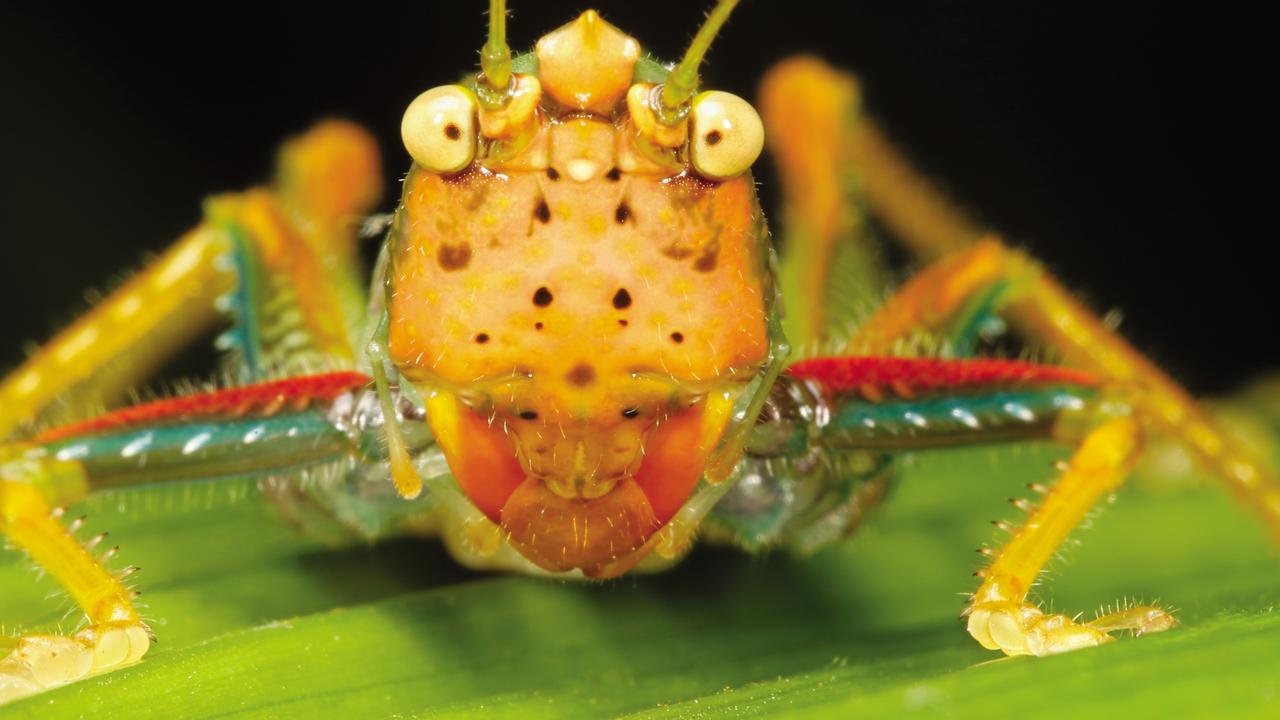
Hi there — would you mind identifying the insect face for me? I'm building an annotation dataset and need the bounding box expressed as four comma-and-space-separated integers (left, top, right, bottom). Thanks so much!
387, 9, 773, 575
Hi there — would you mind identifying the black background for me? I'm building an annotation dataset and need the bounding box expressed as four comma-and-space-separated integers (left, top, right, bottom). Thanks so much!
0, 2, 1272, 394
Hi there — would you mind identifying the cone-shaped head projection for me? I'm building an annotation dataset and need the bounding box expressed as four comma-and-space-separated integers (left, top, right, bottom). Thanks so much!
536, 11, 640, 115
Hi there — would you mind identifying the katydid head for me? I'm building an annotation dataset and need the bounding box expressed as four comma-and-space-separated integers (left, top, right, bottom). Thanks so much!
386, 2, 775, 576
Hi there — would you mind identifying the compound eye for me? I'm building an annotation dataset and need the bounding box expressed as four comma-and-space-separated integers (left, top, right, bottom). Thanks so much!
689, 90, 764, 180
401, 85, 478, 174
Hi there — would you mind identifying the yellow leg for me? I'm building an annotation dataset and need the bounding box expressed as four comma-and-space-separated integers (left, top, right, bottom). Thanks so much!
759, 56, 986, 267
0, 121, 381, 440
759, 57, 889, 348
761, 57, 1263, 655
967, 416, 1176, 655
0, 450, 149, 703
0, 227, 234, 439
0, 123, 382, 703
210, 120, 383, 370
760, 58, 1280, 531
849, 238, 1280, 541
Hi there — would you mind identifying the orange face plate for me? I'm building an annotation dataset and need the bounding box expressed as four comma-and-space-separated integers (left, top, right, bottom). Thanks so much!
387, 13, 772, 575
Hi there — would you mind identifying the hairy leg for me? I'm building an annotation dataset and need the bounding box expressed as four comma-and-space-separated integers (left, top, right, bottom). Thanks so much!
0, 451, 148, 703
785, 356, 1180, 655
967, 414, 1176, 655
0, 121, 384, 704
761, 56, 1271, 655
850, 239, 1280, 538
0, 121, 381, 439
761, 56, 1280, 532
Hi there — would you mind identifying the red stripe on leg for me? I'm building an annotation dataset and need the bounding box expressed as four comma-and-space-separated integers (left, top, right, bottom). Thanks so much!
36, 371, 371, 443
786, 357, 1097, 397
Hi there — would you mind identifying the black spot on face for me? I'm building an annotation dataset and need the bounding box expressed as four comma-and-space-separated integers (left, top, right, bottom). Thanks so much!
546, 167, 560, 181
615, 203, 631, 224
605, 167, 622, 182
705, 130, 722, 146
519, 410, 539, 420
612, 288, 631, 310
534, 200, 551, 224
565, 363, 596, 387
474, 332, 490, 344
618, 319, 628, 327
670, 332, 684, 344
437, 243, 472, 271
661, 243, 695, 261
445, 123, 462, 141
535, 322, 544, 331
621, 408, 639, 419
695, 239, 721, 273
533, 286, 553, 307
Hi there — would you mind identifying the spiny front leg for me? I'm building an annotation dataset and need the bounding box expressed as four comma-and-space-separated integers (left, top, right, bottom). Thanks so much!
1, 370, 392, 703
966, 416, 1176, 656
0, 452, 149, 703
785, 356, 1180, 655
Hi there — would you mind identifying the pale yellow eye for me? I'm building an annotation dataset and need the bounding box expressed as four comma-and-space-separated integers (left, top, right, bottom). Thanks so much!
401, 85, 478, 174
689, 90, 764, 180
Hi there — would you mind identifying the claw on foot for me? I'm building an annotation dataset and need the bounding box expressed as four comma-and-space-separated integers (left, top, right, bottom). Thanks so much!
0, 622, 150, 704
1088, 604, 1179, 637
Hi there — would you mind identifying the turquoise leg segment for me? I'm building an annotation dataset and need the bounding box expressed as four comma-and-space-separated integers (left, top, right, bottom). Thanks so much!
823, 385, 1096, 449
215, 224, 267, 381
42, 411, 353, 487
722, 377, 1098, 553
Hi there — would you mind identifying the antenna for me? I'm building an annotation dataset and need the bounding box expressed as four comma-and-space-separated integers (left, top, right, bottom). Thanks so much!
480, 0, 512, 98
658, 0, 740, 121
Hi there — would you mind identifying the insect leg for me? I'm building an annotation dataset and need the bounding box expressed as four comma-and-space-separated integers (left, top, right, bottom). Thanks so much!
758, 57, 893, 349
0, 450, 149, 703
967, 409, 1177, 655
0, 121, 381, 439
760, 56, 997, 266
0, 370, 439, 703
847, 239, 1280, 541
0, 226, 234, 440
784, 356, 1179, 654
762, 57, 1280, 533
207, 121, 382, 379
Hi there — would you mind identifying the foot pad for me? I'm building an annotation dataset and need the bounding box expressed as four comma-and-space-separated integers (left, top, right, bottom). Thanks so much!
0, 621, 150, 704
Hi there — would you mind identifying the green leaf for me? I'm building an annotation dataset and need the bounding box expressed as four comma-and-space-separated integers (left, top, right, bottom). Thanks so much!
2, 445, 1277, 719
